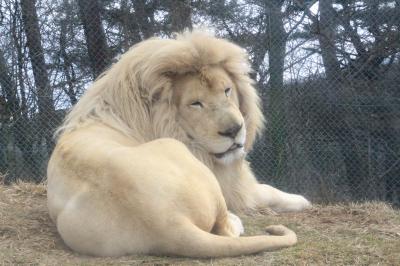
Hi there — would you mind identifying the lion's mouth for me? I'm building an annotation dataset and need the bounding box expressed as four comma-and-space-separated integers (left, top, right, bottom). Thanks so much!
214, 143, 244, 158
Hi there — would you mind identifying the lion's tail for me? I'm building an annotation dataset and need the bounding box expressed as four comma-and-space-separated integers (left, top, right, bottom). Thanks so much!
161, 222, 297, 258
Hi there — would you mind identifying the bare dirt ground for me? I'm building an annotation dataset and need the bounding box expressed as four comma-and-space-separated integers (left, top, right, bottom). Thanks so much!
1, 181, 399, 265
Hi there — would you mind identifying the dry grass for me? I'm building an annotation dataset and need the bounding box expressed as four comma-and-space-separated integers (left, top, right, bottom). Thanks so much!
0, 179, 399, 265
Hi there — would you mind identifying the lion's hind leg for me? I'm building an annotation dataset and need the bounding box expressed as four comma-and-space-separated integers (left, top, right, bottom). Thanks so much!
55, 189, 150, 257
227, 212, 244, 236
211, 212, 244, 237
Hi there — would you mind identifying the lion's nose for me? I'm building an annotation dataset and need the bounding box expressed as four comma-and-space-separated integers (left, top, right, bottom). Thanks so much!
218, 123, 243, 139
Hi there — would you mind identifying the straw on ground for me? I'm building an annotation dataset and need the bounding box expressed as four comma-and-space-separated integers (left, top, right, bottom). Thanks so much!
0, 180, 399, 265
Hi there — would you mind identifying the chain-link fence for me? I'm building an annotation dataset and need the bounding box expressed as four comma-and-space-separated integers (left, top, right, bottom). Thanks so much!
0, 0, 399, 205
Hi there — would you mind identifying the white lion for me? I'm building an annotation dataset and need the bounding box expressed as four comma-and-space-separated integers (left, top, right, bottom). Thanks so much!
47, 31, 310, 257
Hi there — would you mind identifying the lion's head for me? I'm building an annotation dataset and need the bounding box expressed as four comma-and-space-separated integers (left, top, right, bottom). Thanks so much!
57, 30, 264, 165
168, 67, 246, 164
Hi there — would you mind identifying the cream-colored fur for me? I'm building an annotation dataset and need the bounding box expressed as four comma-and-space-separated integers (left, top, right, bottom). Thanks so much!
47, 31, 309, 257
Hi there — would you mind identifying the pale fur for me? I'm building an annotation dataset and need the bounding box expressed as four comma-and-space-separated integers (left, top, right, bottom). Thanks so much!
48, 31, 310, 258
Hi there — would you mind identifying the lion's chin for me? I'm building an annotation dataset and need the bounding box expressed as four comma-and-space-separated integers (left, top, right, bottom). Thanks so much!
213, 147, 245, 165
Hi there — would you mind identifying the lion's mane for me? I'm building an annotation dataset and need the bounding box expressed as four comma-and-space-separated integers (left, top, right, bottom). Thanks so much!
57, 31, 264, 168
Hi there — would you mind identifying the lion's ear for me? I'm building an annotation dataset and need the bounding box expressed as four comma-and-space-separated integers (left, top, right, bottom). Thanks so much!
150, 90, 162, 103
148, 81, 173, 104
237, 81, 264, 151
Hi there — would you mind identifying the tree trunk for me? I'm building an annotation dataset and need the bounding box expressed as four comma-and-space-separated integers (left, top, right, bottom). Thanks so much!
20, 0, 56, 174
0, 49, 18, 177
265, 1, 288, 179
318, 0, 341, 82
77, 0, 111, 78
59, 19, 78, 105
9, 5, 37, 182
167, 0, 192, 32
0, 49, 19, 115
132, 0, 155, 39
11, 4, 28, 119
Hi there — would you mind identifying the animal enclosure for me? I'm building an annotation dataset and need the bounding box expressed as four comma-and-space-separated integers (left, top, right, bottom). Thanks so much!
0, 0, 399, 205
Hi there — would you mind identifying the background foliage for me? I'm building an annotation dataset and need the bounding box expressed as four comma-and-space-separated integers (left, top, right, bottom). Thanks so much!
0, 0, 399, 204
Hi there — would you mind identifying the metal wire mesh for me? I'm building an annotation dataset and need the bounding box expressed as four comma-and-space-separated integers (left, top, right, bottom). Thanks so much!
0, 0, 399, 205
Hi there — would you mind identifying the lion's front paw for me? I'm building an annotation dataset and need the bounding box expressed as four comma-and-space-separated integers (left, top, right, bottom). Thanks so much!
273, 194, 312, 213
257, 184, 312, 213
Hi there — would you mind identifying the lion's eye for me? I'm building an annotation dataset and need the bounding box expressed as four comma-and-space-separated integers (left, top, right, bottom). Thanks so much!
190, 101, 203, 108
225, 88, 231, 97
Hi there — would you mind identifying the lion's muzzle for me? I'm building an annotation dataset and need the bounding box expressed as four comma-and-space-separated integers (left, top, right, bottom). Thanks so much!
218, 123, 243, 139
